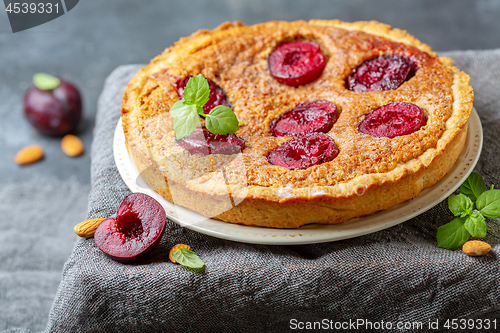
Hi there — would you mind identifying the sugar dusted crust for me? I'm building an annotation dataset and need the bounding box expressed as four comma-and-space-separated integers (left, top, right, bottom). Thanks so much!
121, 20, 473, 228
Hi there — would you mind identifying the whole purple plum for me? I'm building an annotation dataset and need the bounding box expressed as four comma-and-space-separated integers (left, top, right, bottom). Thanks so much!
23, 73, 82, 136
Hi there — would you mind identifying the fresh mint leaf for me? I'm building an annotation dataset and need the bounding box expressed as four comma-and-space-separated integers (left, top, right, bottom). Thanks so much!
33, 73, 60, 91
171, 248, 205, 269
196, 105, 205, 116
464, 210, 487, 238
170, 100, 191, 118
205, 105, 240, 135
437, 217, 470, 249
184, 74, 210, 106
173, 104, 200, 140
477, 189, 500, 219
448, 193, 473, 217
460, 172, 486, 202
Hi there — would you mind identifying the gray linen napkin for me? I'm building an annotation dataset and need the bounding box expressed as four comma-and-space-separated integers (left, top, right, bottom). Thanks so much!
45, 50, 500, 332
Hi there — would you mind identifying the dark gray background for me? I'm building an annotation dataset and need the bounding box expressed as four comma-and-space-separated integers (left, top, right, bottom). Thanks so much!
1, 0, 500, 331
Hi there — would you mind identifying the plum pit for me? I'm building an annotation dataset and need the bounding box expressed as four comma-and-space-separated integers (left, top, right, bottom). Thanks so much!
115, 211, 144, 239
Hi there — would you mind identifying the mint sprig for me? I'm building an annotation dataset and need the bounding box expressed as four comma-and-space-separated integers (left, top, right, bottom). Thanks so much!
171, 74, 240, 140
437, 172, 500, 249
171, 248, 205, 270
203, 105, 239, 135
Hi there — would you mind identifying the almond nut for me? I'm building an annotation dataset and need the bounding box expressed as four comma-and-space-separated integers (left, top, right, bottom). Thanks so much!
61, 134, 84, 157
462, 240, 491, 256
169, 244, 191, 263
14, 144, 44, 165
74, 218, 106, 238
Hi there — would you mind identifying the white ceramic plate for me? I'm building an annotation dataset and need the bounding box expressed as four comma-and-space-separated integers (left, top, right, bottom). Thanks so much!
114, 108, 482, 245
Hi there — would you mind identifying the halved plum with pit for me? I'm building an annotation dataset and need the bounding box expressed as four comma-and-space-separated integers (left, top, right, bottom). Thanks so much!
270, 100, 339, 137
357, 102, 426, 138
94, 193, 166, 264
268, 133, 339, 170
268, 41, 326, 87
176, 76, 231, 114
176, 127, 245, 156
347, 55, 416, 92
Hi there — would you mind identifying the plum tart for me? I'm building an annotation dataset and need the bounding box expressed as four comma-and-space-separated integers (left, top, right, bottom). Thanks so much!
121, 20, 473, 228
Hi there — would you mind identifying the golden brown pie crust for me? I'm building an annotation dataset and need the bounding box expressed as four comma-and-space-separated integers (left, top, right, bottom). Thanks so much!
121, 20, 473, 228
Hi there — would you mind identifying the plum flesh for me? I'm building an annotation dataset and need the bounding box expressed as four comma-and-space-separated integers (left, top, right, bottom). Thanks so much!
268, 133, 339, 170
347, 56, 416, 92
176, 127, 245, 156
268, 41, 326, 87
270, 100, 338, 137
357, 102, 426, 138
94, 193, 166, 264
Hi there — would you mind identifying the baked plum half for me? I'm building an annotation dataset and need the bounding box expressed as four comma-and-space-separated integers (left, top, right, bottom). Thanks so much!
268, 41, 326, 87
94, 193, 166, 264
176, 76, 231, 114
270, 100, 339, 137
176, 127, 245, 156
268, 133, 339, 170
347, 55, 416, 92
357, 102, 426, 138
